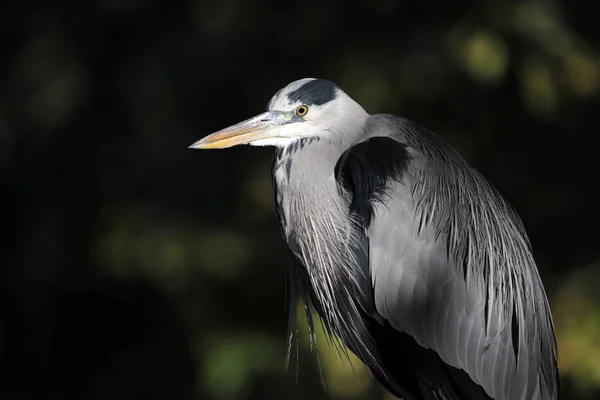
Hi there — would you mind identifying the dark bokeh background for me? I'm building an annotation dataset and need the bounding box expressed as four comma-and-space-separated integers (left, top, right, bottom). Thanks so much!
1, 1, 599, 399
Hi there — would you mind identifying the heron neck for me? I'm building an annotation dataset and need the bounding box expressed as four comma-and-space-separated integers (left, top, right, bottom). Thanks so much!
275, 138, 344, 196
273, 136, 355, 247
273, 136, 375, 363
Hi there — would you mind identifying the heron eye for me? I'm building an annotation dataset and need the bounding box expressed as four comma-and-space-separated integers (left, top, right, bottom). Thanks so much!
295, 105, 308, 116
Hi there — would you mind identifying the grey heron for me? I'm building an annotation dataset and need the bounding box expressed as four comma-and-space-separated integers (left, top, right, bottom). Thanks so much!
189, 78, 561, 400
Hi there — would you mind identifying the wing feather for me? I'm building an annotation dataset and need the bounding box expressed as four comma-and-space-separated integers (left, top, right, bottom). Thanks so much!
339, 115, 560, 399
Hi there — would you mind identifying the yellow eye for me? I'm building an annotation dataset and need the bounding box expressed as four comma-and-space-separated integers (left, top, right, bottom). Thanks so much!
295, 105, 308, 116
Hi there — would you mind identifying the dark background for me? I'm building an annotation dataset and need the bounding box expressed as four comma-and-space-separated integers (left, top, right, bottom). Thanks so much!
1, 0, 599, 399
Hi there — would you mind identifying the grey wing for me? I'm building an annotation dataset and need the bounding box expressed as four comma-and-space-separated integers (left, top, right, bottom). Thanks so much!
363, 116, 560, 400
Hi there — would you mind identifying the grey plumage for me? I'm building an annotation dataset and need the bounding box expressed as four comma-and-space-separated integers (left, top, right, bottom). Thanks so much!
365, 116, 559, 399
190, 78, 561, 400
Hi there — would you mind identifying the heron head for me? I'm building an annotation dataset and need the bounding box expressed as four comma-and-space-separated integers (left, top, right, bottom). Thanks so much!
189, 78, 368, 149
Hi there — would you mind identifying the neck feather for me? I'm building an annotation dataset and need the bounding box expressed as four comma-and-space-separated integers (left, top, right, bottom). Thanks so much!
273, 136, 378, 367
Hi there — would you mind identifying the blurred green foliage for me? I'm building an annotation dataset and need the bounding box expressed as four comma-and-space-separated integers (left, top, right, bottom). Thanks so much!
1, 0, 599, 399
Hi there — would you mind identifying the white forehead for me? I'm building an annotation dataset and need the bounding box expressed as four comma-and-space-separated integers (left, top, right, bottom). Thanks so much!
267, 78, 317, 110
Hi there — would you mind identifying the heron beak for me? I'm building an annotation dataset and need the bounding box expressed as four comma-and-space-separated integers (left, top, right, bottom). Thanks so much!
189, 111, 284, 149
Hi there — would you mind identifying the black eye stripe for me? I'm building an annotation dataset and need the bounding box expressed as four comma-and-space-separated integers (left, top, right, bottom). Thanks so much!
287, 79, 337, 106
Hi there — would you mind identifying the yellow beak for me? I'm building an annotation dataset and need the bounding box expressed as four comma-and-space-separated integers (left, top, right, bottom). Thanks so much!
189, 112, 283, 149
